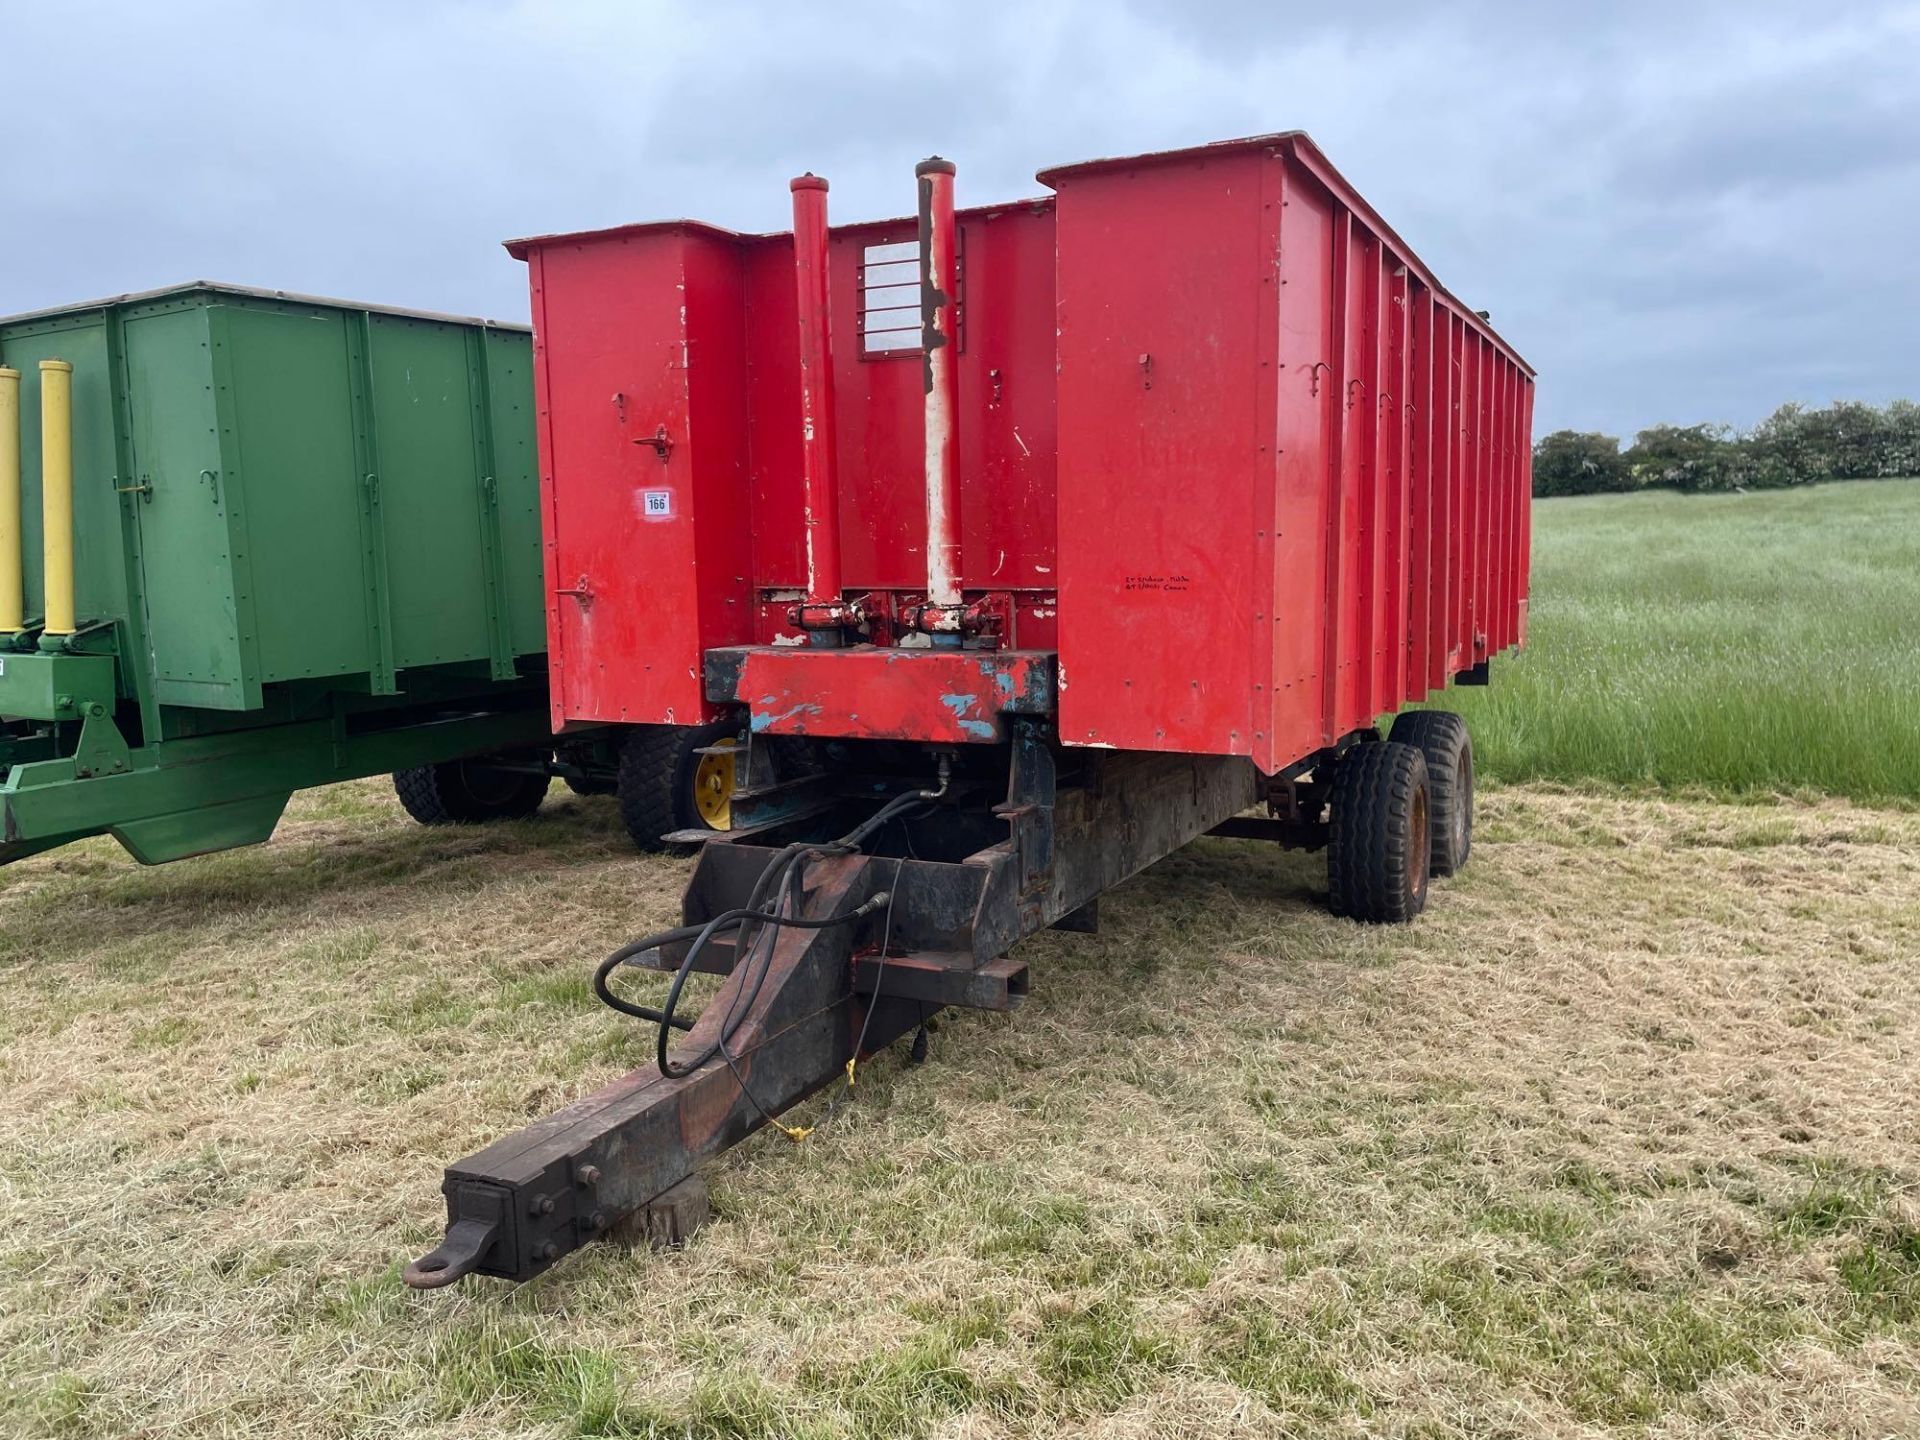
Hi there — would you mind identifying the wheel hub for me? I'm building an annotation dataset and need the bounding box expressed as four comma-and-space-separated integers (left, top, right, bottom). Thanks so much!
692, 740, 737, 830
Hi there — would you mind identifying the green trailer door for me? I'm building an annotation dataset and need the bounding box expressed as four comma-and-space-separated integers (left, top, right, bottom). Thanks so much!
367, 316, 500, 674
124, 308, 252, 708
218, 304, 370, 689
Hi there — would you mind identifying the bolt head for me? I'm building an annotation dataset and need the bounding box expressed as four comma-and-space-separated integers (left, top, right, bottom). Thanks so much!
577, 1164, 601, 1187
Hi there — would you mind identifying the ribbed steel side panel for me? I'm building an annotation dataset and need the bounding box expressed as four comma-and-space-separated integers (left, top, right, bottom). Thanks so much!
0, 285, 542, 713
1052, 136, 1533, 772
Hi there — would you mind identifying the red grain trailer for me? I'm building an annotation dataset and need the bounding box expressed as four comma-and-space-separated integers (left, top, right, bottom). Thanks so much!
407, 134, 1532, 1287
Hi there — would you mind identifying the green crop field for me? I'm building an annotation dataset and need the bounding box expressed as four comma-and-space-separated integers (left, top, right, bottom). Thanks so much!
1438, 478, 1920, 802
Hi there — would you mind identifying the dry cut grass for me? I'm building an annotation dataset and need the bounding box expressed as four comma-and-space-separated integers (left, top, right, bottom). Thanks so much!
2, 778, 1918, 1437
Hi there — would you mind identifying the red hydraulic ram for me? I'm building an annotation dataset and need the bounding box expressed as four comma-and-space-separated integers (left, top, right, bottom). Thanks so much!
788, 173, 848, 636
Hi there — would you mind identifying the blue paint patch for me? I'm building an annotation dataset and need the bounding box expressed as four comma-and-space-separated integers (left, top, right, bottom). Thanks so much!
939, 692, 980, 717
993, 669, 1014, 697
959, 718, 996, 741
752, 702, 823, 733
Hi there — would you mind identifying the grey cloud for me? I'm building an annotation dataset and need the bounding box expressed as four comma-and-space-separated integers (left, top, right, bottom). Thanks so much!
1, 0, 1915, 438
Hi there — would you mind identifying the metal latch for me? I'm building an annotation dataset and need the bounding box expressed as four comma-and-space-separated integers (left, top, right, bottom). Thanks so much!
632, 425, 673, 462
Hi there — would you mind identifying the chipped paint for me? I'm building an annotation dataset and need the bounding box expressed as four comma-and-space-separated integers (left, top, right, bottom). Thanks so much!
750, 701, 824, 732
720, 646, 1053, 745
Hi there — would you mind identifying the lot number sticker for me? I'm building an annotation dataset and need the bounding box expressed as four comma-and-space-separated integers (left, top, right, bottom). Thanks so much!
642, 489, 673, 519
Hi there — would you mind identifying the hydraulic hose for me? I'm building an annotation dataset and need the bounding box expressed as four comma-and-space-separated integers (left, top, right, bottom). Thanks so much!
593, 770, 951, 1083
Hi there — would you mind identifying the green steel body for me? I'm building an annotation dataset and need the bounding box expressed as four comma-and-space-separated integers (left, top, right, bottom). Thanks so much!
0, 283, 557, 864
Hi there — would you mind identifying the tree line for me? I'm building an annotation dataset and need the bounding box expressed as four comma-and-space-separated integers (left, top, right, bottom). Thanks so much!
1532, 400, 1920, 498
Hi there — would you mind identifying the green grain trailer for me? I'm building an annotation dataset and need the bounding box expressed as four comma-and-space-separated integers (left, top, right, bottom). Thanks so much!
0, 283, 614, 866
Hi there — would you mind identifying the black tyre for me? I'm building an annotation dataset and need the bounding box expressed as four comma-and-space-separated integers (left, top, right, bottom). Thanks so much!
394, 757, 549, 825
563, 774, 616, 798
1389, 709, 1474, 877
1326, 741, 1431, 924
615, 721, 742, 851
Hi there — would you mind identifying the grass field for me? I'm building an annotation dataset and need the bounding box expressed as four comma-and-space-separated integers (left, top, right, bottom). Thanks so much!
1443, 478, 1920, 803
3, 779, 1918, 1438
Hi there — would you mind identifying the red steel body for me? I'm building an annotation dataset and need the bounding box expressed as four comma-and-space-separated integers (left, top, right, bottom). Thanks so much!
510, 133, 1533, 772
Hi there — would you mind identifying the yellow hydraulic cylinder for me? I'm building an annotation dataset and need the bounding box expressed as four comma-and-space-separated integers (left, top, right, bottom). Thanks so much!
0, 366, 20, 632
39, 360, 75, 637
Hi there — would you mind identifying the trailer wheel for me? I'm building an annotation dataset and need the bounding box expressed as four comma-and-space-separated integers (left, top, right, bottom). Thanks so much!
1327, 741, 1431, 924
616, 721, 742, 851
1388, 709, 1473, 877
394, 758, 549, 825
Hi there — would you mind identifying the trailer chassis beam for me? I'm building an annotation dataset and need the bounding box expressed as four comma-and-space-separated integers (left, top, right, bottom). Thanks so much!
406, 731, 1262, 1287
405, 852, 918, 1287
0, 697, 560, 865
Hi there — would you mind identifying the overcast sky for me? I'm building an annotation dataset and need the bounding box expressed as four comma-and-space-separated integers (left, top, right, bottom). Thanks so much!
3, 1, 1915, 437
